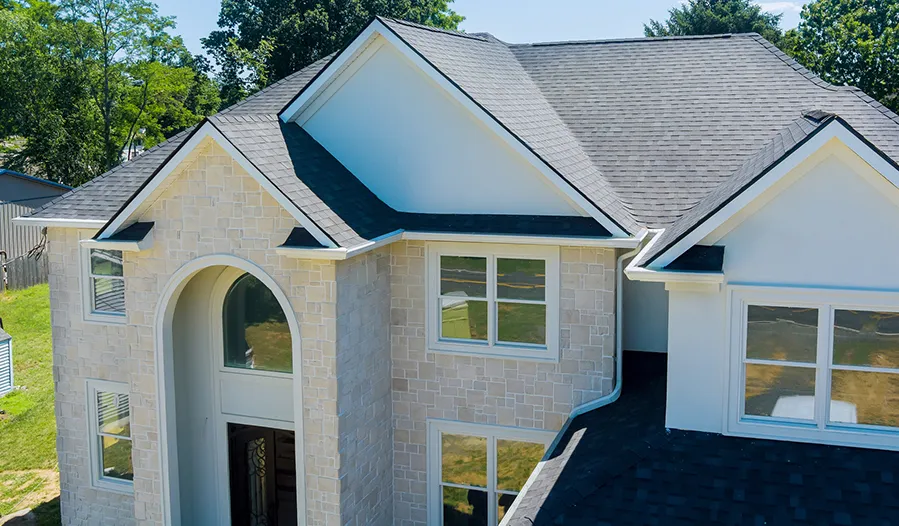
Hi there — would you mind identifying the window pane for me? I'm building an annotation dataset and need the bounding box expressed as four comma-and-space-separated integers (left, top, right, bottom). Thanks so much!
90, 249, 123, 276
496, 440, 544, 492
97, 392, 130, 437
93, 278, 125, 314
831, 370, 899, 428
746, 306, 817, 363
101, 436, 133, 481
442, 486, 488, 526
497, 259, 545, 301
441, 299, 488, 341
497, 303, 545, 345
744, 363, 816, 419
498, 493, 517, 524
833, 310, 899, 369
440, 256, 487, 298
223, 274, 292, 373
441, 433, 487, 487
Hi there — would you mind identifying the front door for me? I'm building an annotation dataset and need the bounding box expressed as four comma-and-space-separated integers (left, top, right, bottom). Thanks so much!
228, 423, 298, 526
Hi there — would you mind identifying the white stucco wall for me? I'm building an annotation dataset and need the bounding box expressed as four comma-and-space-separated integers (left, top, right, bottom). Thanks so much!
302, 42, 583, 217
665, 141, 899, 434
622, 278, 668, 353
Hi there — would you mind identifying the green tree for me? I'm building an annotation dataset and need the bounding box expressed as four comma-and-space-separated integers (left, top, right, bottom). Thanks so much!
645, 0, 784, 45
204, 0, 464, 107
784, 0, 899, 112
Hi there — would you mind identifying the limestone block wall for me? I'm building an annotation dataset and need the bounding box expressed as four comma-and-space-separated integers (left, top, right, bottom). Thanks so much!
48, 139, 342, 525
389, 241, 617, 526
335, 247, 394, 525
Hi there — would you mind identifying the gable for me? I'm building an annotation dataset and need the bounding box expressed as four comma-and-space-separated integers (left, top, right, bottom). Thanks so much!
709, 140, 899, 289
300, 42, 584, 217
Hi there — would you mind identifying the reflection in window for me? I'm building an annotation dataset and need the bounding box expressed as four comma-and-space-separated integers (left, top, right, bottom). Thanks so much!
223, 273, 292, 373
95, 391, 133, 482
830, 310, 899, 428
439, 432, 546, 526
89, 249, 125, 314
743, 306, 818, 421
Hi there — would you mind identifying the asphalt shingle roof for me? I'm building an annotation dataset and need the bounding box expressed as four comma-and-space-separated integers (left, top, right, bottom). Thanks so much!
509, 352, 899, 526
30, 19, 899, 245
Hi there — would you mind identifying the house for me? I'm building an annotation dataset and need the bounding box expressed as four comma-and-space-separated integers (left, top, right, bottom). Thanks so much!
14, 17, 899, 526
1, 169, 71, 259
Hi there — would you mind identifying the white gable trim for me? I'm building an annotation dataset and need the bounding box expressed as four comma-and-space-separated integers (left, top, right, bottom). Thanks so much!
279, 19, 629, 237
648, 120, 899, 270
625, 229, 724, 288
97, 121, 337, 248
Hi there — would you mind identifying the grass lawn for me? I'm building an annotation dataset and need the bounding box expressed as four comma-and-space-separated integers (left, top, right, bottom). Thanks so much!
0, 284, 60, 524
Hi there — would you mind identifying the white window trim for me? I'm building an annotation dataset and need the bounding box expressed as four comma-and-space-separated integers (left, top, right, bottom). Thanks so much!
86, 379, 134, 494
80, 231, 126, 324
727, 285, 899, 451
426, 242, 560, 362
427, 419, 555, 526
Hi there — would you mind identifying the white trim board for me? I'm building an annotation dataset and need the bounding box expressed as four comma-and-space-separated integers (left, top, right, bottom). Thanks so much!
624, 229, 724, 287
649, 120, 899, 269
12, 217, 106, 229
96, 122, 336, 248
279, 19, 630, 238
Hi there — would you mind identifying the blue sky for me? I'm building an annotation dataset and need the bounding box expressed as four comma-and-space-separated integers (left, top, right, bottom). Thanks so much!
154, 0, 804, 57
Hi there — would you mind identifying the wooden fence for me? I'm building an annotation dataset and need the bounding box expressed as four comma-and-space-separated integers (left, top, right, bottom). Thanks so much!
1, 202, 49, 291
3, 252, 49, 291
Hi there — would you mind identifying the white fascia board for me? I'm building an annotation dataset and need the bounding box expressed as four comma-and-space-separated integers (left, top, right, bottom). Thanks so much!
651, 120, 899, 269
12, 217, 106, 229
625, 228, 724, 285
276, 229, 645, 260
279, 19, 630, 238
97, 121, 337, 248
403, 229, 646, 248
80, 230, 153, 253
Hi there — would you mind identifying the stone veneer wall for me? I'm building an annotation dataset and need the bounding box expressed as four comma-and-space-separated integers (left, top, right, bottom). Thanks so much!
48, 139, 343, 525
335, 248, 394, 525
389, 241, 617, 526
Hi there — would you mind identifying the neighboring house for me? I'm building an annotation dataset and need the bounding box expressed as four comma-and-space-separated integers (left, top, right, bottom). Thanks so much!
1, 169, 71, 260
14, 17, 899, 526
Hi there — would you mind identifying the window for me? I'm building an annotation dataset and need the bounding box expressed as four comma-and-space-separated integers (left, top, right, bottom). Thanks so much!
427, 243, 559, 361
87, 380, 133, 493
82, 247, 125, 321
731, 287, 899, 448
222, 273, 292, 374
428, 421, 554, 526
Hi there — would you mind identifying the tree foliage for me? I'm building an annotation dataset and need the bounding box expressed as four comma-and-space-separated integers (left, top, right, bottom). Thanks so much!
0, 0, 219, 185
644, 0, 784, 44
785, 0, 899, 112
203, 0, 464, 107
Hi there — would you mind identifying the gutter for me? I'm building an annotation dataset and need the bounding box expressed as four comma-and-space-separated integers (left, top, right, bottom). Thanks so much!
625, 229, 724, 286
12, 217, 106, 229
499, 230, 649, 526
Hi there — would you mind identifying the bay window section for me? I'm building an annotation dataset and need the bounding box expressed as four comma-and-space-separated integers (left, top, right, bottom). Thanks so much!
429, 244, 559, 361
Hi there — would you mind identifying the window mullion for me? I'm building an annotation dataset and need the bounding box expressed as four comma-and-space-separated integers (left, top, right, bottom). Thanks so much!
815, 306, 831, 429
488, 434, 497, 526
488, 256, 497, 347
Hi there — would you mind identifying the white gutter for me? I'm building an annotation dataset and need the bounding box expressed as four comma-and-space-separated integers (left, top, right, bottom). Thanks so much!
498, 233, 649, 526
276, 230, 646, 260
624, 228, 724, 285
12, 217, 106, 229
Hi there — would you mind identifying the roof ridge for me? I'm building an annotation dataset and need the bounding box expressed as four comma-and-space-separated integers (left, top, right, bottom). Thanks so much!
376, 17, 488, 42
748, 33, 899, 129
510, 33, 741, 48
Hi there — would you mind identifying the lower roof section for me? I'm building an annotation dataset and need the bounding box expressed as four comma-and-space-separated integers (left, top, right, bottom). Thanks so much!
507, 351, 899, 526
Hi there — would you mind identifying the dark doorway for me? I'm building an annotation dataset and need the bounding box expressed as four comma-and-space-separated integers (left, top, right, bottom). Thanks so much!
228, 423, 297, 526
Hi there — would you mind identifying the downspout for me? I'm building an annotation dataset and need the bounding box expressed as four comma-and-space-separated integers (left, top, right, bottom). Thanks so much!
570, 238, 649, 418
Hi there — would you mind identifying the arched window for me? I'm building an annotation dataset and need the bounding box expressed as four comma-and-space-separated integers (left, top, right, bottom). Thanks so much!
223, 273, 292, 373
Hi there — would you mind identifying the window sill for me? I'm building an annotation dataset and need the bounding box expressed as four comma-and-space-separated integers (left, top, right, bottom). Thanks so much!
91, 478, 134, 495
428, 340, 559, 363
728, 418, 899, 452
84, 312, 127, 325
